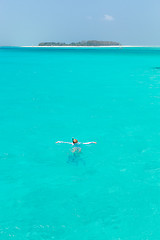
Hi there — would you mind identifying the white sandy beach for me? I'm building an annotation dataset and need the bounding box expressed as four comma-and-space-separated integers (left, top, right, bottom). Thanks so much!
21, 45, 160, 48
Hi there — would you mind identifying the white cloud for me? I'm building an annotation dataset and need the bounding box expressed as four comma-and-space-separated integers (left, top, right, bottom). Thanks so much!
104, 14, 114, 21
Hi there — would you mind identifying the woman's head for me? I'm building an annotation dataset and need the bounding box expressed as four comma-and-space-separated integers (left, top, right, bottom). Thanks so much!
72, 138, 78, 144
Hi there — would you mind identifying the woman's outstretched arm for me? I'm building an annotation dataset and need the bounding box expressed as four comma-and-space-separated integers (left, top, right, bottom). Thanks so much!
82, 142, 97, 145
56, 141, 72, 144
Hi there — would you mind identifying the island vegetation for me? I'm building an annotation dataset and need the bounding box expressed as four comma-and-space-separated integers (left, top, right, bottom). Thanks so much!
38, 40, 120, 46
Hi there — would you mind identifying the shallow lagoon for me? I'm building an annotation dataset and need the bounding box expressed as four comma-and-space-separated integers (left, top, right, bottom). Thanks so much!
0, 47, 160, 239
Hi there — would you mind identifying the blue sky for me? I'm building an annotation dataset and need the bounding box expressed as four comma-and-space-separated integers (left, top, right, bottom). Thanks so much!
0, 0, 160, 46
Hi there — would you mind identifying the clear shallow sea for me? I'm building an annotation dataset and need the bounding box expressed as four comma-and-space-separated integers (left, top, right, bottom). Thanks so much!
0, 47, 160, 239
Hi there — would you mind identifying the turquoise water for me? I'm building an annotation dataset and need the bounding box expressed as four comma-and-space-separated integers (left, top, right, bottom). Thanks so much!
0, 47, 160, 239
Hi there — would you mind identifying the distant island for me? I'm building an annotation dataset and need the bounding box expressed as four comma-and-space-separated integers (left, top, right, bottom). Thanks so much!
38, 40, 121, 46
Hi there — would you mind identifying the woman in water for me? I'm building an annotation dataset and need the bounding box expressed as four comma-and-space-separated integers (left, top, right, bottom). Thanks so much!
56, 138, 97, 152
